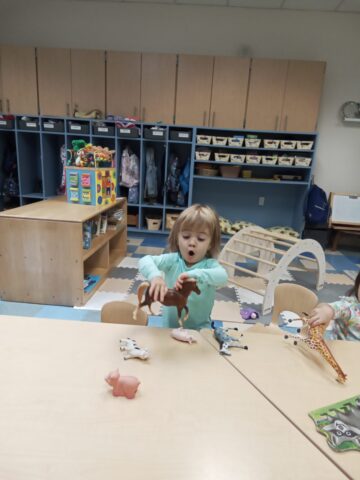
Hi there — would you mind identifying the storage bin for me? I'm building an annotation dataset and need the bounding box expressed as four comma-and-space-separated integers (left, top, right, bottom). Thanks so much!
219, 165, 241, 178
262, 155, 278, 165
170, 130, 192, 141
230, 154, 245, 163
146, 216, 162, 230
263, 139, 280, 149
246, 155, 261, 164
196, 135, 212, 145
297, 140, 314, 150
42, 120, 64, 132
93, 124, 115, 136
166, 213, 180, 229
245, 138, 261, 148
18, 119, 39, 131
228, 136, 244, 147
215, 153, 230, 162
242, 170, 252, 179
212, 136, 228, 146
195, 166, 218, 177
118, 127, 140, 138
144, 128, 166, 140
278, 156, 295, 166
127, 213, 139, 226
195, 151, 211, 161
280, 140, 296, 149
0, 118, 14, 129
68, 122, 90, 134
295, 156, 311, 167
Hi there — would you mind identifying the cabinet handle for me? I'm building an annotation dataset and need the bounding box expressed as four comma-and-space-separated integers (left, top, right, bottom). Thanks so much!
6, 99, 10, 113
203, 111, 207, 126
212, 111, 216, 127
74, 103, 78, 113
133, 107, 138, 117
66, 103, 70, 116
275, 115, 279, 131
142, 108, 146, 122
283, 115, 288, 131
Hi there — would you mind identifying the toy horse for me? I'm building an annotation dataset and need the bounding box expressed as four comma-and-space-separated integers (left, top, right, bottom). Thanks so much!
212, 324, 248, 356
134, 280, 201, 327
284, 313, 347, 384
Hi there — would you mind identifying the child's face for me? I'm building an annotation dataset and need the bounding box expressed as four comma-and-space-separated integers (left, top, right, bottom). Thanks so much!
178, 228, 211, 265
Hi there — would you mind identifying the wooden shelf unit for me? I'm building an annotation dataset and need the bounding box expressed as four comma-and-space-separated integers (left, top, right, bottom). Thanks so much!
0, 197, 127, 306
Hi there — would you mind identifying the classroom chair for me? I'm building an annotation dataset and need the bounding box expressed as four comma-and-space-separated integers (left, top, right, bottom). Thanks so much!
101, 301, 148, 326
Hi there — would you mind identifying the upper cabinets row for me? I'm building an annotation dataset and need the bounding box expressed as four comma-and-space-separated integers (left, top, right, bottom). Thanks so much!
0, 46, 326, 132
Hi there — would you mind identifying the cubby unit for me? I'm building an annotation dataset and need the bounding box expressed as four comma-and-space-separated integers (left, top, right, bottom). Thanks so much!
0, 197, 127, 306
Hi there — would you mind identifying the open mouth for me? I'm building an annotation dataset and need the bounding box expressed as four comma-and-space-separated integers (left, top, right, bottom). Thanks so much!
188, 250, 195, 257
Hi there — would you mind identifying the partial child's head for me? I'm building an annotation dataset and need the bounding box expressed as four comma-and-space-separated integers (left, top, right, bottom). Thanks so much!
168, 204, 221, 263
348, 271, 360, 300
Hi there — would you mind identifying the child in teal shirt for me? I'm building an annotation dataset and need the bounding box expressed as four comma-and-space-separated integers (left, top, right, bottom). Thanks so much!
138, 204, 228, 330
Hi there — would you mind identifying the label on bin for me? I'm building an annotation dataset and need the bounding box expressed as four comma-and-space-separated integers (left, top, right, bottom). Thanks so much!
120, 128, 130, 133
179, 132, 189, 138
0, 121, 6, 125
26, 122, 37, 127
98, 127, 108, 132
44, 123, 54, 129
152, 131, 163, 136
71, 125, 81, 131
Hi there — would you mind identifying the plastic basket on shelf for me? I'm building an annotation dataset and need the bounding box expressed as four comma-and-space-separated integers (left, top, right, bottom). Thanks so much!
246, 155, 261, 164
263, 139, 280, 149
215, 153, 230, 162
146, 217, 162, 231
219, 165, 241, 178
195, 166, 218, 177
294, 156, 311, 167
278, 156, 295, 166
296, 140, 314, 150
165, 213, 180, 229
196, 135, 212, 145
212, 136, 228, 146
280, 140, 296, 149
230, 154, 245, 163
195, 151, 211, 161
228, 136, 244, 147
245, 138, 261, 148
262, 155, 278, 165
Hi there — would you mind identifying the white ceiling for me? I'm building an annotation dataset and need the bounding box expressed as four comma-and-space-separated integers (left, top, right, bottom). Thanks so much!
48, 0, 360, 11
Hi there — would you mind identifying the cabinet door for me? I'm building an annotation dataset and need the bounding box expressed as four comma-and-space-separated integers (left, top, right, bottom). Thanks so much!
210, 56, 250, 129
0, 53, 3, 113
37, 48, 71, 116
175, 54, 214, 126
71, 49, 105, 115
281, 60, 326, 132
140, 53, 176, 124
245, 58, 288, 131
106, 51, 141, 117
0, 45, 38, 115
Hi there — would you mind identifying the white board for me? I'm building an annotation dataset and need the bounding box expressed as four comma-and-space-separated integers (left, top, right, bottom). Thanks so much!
330, 194, 360, 226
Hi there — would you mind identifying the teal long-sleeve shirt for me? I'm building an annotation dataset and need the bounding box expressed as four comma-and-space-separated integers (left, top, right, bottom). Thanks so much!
138, 252, 228, 330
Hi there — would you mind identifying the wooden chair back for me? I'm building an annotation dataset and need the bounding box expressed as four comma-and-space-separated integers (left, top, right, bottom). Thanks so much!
101, 301, 148, 326
271, 283, 318, 324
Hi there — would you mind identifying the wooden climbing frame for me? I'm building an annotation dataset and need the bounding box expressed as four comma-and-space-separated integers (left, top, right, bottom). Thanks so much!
218, 226, 326, 315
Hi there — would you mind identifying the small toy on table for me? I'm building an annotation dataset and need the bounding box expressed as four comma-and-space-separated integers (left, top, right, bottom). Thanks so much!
119, 338, 150, 360
134, 279, 200, 327
105, 369, 140, 399
171, 327, 197, 344
240, 308, 259, 320
212, 323, 248, 356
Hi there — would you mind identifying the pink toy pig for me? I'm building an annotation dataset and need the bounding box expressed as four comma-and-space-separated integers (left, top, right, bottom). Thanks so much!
171, 327, 197, 344
105, 369, 140, 399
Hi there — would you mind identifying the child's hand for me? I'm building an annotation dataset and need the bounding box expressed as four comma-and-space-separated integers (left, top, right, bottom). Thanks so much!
175, 273, 196, 290
308, 304, 334, 329
149, 276, 168, 303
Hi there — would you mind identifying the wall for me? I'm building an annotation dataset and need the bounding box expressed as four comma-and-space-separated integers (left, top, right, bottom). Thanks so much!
0, 0, 359, 196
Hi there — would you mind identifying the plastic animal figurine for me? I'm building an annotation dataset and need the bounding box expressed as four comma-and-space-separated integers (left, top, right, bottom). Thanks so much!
240, 308, 259, 320
119, 338, 150, 360
105, 369, 140, 399
284, 313, 347, 384
212, 324, 248, 356
171, 327, 197, 344
134, 280, 201, 327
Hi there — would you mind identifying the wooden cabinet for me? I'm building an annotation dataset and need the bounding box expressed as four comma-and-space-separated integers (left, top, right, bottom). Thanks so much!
0, 45, 38, 115
37, 48, 72, 116
70, 49, 105, 115
175, 54, 214, 126
245, 58, 326, 132
281, 60, 326, 132
140, 53, 177, 124
0, 197, 127, 306
106, 51, 141, 117
210, 56, 250, 129
245, 59, 288, 131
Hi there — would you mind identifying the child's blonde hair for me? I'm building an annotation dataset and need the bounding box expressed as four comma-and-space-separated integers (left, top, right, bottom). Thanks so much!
168, 204, 221, 258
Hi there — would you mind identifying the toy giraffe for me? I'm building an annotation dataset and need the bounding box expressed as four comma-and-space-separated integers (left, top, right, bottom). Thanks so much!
284, 313, 347, 384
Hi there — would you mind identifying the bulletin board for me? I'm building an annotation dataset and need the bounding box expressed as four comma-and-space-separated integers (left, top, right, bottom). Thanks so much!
330, 193, 360, 226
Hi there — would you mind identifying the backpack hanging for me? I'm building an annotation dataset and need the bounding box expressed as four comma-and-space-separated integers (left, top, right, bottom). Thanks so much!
305, 184, 330, 225
120, 147, 140, 188
144, 147, 158, 201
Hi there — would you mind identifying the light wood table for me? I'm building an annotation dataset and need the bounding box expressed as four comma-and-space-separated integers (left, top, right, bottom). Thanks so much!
0, 316, 346, 480
202, 326, 360, 479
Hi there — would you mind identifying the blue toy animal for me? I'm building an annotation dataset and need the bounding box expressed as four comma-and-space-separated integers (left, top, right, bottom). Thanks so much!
212, 323, 248, 356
